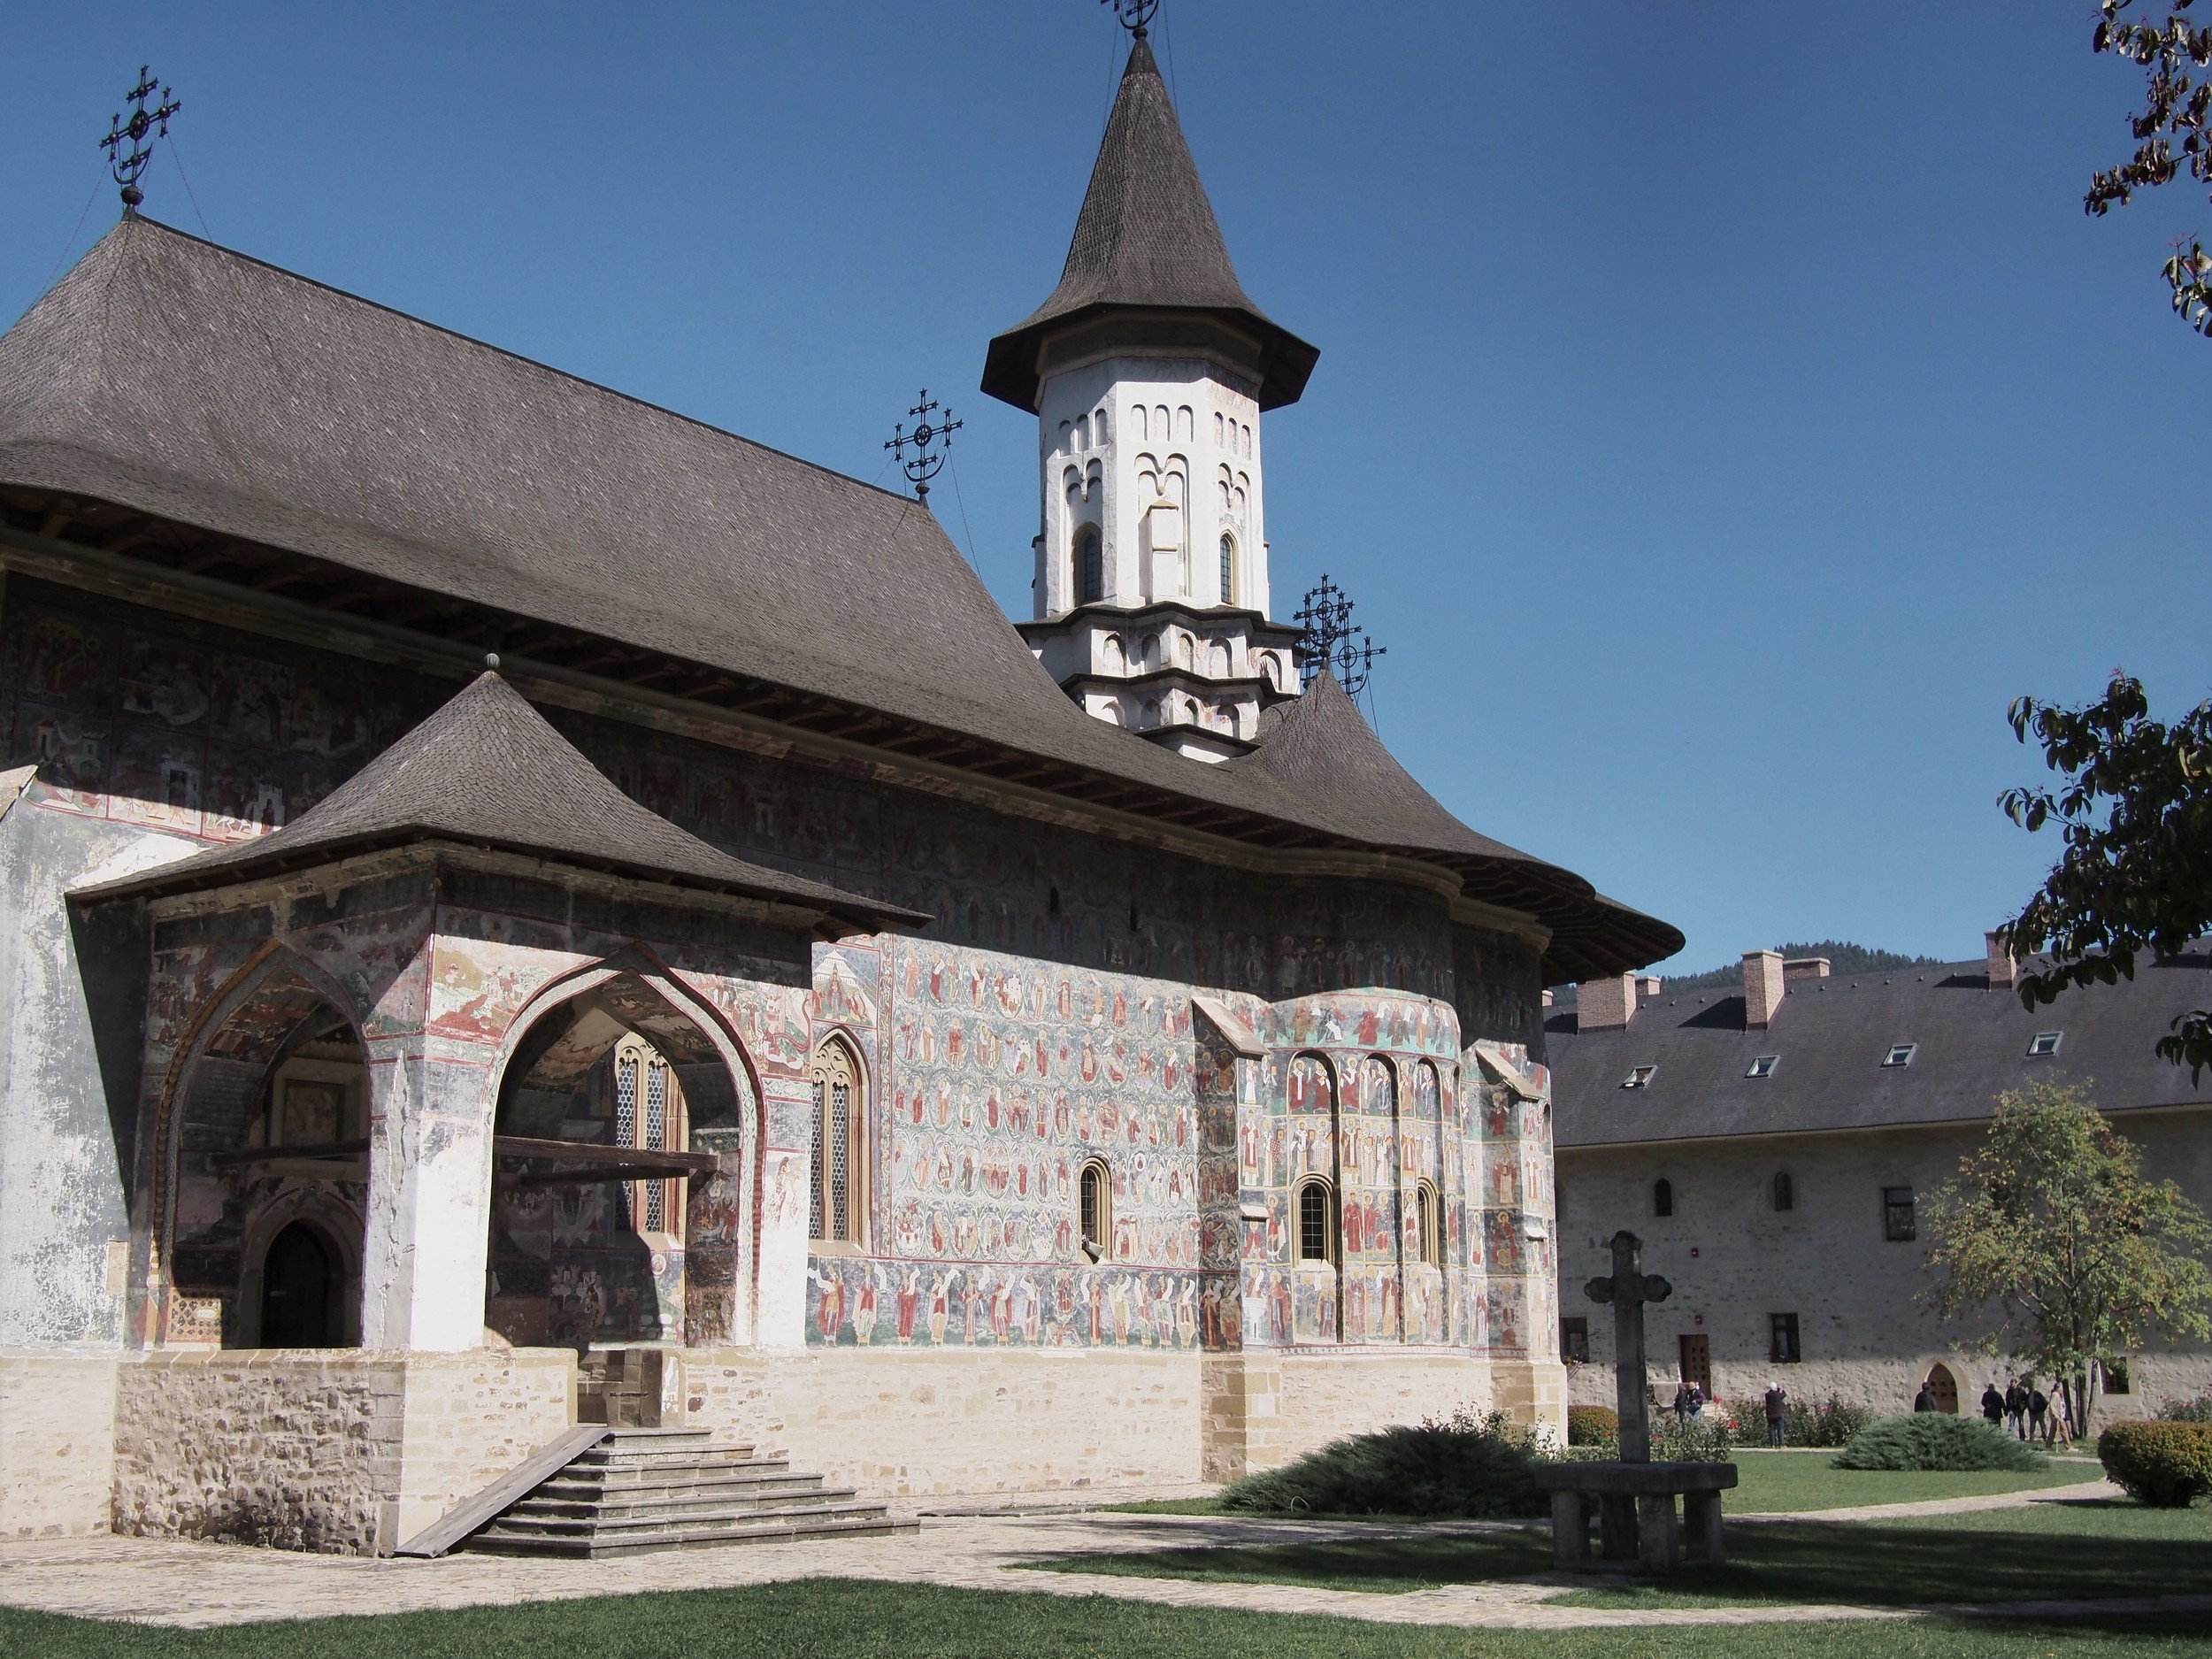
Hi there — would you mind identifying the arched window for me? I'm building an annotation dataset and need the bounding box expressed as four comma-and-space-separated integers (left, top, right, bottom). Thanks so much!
1415, 1179, 1442, 1268
810, 1036, 866, 1246
614, 1033, 687, 1239
1219, 533, 1236, 605
1653, 1178, 1674, 1218
1772, 1171, 1794, 1212
1079, 1158, 1112, 1262
1076, 526, 1103, 604
1295, 1177, 1338, 1265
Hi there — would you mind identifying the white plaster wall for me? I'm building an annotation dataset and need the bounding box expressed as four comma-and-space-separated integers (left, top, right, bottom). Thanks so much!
1557, 1110, 2212, 1420
0, 1352, 119, 1536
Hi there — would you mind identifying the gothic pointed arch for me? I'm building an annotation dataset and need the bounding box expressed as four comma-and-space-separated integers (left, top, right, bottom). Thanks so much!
810, 1031, 869, 1248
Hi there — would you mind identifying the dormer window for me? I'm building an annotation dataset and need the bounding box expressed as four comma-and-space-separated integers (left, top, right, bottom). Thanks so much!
2027, 1031, 2062, 1058
1747, 1055, 1780, 1079
1622, 1064, 1657, 1090
1882, 1042, 1917, 1069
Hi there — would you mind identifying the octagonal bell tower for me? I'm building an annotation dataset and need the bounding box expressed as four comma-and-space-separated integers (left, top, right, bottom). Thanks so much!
983, 29, 1318, 762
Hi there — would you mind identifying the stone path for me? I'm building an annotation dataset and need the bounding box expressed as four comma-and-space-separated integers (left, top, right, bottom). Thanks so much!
3, 1477, 2196, 1634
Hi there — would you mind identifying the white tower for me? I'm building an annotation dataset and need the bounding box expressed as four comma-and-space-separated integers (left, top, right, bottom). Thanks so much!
983, 29, 1317, 762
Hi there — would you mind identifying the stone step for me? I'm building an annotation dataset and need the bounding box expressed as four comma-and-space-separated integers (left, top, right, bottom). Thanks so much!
532, 1467, 821, 1499
544, 1455, 801, 1487
468, 1509, 914, 1558
488, 1494, 884, 1534
508, 1481, 853, 1523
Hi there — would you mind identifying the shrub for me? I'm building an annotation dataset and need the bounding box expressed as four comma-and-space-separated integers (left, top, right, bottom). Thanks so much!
2099, 1422, 2212, 1507
1833, 1413, 2047, 1471
2156, 1393, 2212, 1425
1220, 1409, 1543, 1518
1652, 1415, 1740, 1463
1786, 1396, 1878, 1448
1567, 1405, 1617, 1447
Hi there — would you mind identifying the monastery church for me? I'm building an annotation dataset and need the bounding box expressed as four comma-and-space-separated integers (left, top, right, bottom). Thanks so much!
0, 32, 1677, 1551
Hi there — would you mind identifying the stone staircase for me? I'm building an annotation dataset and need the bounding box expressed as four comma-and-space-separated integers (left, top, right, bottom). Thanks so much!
463, 1427, 914, 1557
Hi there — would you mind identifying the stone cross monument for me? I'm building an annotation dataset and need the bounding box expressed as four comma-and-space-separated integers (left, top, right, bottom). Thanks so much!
1583, 1228, 1671, 1463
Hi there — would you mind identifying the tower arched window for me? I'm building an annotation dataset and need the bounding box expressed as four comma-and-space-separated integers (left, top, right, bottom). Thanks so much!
810, 1035, 867, 1246
1295, 1177, 1339, 1265
1079, 1158, 1112, 1262
1076, 526, 1103, 605
1219, 533, 1236, 605
1653, 1178, 1674, 1218
1415, 1179, 1442, 1268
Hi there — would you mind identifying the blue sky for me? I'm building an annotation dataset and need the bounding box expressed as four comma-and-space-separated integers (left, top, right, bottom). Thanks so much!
4, 2, 2205, 978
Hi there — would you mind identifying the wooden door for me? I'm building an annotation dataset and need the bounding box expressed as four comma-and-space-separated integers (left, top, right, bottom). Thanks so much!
261, 1223, 332, 1347
1678, 1333, 1710, 1394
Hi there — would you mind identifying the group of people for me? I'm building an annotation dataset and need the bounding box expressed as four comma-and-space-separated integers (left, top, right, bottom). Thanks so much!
1912, 1375, 2074, 1448
1670, 1379, 1708, 1425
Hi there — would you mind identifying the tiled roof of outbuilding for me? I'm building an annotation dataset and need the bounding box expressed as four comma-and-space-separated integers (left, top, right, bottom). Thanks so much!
0, 218, 1678, 980
979, 36, 1319, 412
77, 670, 924, 928
1549, 956, 2212, 1147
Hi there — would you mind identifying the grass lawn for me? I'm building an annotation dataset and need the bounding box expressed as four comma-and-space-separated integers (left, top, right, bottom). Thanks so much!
4, 1581, 2211, 1659
1035, 1500, 2212, 1612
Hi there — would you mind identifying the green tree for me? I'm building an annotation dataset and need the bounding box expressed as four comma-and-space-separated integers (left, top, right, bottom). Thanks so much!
2000, 676, 2212, 1079
2086, 0, 2212, 334
1923, 1083, 2212, 1433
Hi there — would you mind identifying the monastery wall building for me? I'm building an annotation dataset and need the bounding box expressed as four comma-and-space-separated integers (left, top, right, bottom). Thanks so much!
0, 34, 1676, 1549
1549, 939, 2212, 1421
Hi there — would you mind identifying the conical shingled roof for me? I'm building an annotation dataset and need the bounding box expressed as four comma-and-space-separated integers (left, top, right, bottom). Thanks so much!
981, 36, 1319, 412
79, 671, 926, 929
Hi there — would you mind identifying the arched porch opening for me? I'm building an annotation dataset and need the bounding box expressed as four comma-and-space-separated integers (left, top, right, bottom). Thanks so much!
159, 955, 367, 1349
486, 968, 755, 1352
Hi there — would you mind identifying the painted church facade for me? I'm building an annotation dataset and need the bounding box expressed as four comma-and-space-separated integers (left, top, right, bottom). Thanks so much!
0, 33, 1676, 1551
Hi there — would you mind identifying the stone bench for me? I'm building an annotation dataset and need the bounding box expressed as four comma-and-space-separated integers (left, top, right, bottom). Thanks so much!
1532, 1460, 1737, 1572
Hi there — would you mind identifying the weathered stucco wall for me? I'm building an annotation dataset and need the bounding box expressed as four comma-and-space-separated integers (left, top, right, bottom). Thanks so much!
0, 1352, 119, 1536
1558, 1110, 2212, 1420
111, 1348, 573, 1553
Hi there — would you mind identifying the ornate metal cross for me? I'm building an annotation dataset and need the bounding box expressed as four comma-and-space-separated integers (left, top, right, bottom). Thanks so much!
884, 389, 962, 506
1585, 1229, 1671, 1463
101, 65, 181, 213
1293, 573, 1386, 695
1102, 0, 1161, 38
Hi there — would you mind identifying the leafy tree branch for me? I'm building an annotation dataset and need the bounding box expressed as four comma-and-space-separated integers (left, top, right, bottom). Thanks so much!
2086, 0, 2212, 334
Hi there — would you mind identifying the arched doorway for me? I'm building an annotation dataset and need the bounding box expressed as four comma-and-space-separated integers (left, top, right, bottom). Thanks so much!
1925, 1363, 1960, 1414
260, 1223, 334, 1347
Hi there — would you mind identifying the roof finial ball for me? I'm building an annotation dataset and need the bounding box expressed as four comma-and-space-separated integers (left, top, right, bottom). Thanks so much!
99, 66, 181, 217
1103, 0, 1159, 39
483, 652, 502, 672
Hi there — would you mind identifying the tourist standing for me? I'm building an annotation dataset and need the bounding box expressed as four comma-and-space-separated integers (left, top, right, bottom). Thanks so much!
1981, 1382, 2006, 1425
1913, 1382, 1938, 1412
1672, 1380, 1693, 1425
2004, 1378, 2029, 1439
1686, 1381, 1706, 1423
2028, 1383, 2050, 1444
1764, 1383, 1788, 1447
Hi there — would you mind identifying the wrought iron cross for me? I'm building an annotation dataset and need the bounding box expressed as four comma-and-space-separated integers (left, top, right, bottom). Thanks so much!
884, 390, 962, 506
1102, 0, 1161, 38
101, 65, 181, 213
1293, 573, 1386, 695
1586, 1230, 1672, 1463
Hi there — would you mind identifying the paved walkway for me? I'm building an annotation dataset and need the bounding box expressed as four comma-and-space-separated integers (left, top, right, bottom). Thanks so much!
2, 1478, 2193, 1634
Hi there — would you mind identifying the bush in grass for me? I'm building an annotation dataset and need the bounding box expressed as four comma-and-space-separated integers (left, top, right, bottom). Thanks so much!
1786, 1396, 1878, 1448
2098, 1422, 2212, 1506
1832, 1413, 2047, 1471
1220, 1409, 1543, 1518
2156, 1392, 2212, 1424
1566, 1405, 1617, 1447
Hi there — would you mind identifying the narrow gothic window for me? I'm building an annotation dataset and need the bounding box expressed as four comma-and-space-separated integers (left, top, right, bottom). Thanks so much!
612, 1034, 686, 1240
1218, 533, 1235, 605
1416, 1179, 1442, 1268
810, 1037, 865, 1245
1077, 526, 1102, 604
1772, 1171, 1794, 1212
1295, 1178, 1337, 1264
1653, 1178, 1674, 1217
1079, 1158, 1111, 1261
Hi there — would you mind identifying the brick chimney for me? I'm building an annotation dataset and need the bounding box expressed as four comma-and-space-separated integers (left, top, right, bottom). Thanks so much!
1743, 950, 1786, 1028
1577, 972, 1636, 1031
1986, 930, 2016, 989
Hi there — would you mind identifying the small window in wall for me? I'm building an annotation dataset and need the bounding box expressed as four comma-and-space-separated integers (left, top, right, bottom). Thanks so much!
1653, 1178, 1674, 1218
2105, 1358, 2132, 1394
1770, 1312, 1801, 1363
1622, 1064, 1657, 1090
1415, 1179, 1442, 1268
1076, 526, 1103, 605
1561, 1316, 1590, 1364
1295, 1178, 1338, 1264
1883, 1042, 1918, 1068
613, 1034, 687, 1240
1771, 1171, 1795, 1212
810, 1036, 866, 1246
1883, 1185, 1916, 1241
1219, 533, 1236, 605
2027, 1031, 2063, 1058
1747, 1054, 1780, 1079
1079, 1158, 1112, 1263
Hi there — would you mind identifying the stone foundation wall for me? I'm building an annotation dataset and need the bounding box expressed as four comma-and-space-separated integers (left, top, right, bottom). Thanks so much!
1274, 1351, 1564, 1461
0, 1352, 120, 1537
111, 1348, 573, 1554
